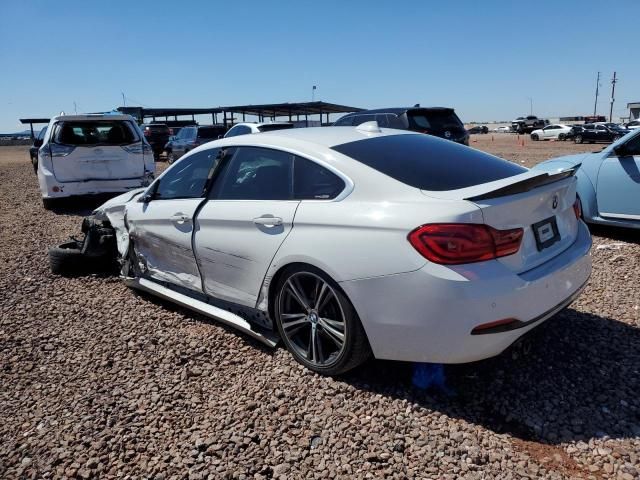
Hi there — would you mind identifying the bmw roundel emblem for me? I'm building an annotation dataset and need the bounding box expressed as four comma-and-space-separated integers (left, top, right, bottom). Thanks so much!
444, 131, 451, 138
552, 195, 558, 209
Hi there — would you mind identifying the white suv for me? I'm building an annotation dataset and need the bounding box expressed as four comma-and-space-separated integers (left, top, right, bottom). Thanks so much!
37, 114, 155, 209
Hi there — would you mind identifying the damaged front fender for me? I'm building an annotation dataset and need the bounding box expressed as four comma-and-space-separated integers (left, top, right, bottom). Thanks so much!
91, 188, 145, 258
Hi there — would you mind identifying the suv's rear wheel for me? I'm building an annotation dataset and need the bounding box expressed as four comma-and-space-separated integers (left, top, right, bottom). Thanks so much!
274, 266, 371, 375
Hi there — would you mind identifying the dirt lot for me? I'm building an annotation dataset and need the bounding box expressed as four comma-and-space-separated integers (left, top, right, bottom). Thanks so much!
0, 137, 638, 479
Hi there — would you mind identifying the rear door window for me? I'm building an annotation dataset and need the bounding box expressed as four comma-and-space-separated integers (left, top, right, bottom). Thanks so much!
331, 134, 526, 191
211, 147, 293, 200
55, 120, 139, 146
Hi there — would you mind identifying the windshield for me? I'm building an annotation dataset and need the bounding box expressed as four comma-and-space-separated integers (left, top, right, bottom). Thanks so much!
55, 120, 139, 146
332, 133, 526, 191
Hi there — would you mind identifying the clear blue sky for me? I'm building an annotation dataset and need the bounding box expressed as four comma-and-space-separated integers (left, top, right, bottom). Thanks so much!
1, 0, 638, 132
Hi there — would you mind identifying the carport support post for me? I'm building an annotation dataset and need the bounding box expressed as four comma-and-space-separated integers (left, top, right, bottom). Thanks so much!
29, 123, 34, 140
319, 108, 323, 126
223, 111, 227, 127
305, 114, 308, 127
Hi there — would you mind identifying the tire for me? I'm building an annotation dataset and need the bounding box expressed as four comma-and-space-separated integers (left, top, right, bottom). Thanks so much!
531, 134, 539, 141
32, 159, 38, 174
42, 198, 55, 210
613, 135, 622, 142
274, 265, 371, 376
558, 133, 566, 141
48, 240, 85, 275
166, 151, 176, 164
575, 135, 583, 144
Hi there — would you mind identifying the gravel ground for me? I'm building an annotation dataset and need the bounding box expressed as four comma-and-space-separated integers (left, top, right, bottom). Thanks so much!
1, 138, 638, 479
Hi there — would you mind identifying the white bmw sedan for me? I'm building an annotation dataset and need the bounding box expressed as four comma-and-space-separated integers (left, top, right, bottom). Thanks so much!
62, 123, 592, 375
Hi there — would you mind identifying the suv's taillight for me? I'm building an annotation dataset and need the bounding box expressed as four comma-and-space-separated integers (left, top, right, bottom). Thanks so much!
408, 224, 524, 265
143, 129, 150, 137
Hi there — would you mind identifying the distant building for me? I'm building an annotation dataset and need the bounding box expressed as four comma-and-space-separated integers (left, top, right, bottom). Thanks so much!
628, 102, 640, 121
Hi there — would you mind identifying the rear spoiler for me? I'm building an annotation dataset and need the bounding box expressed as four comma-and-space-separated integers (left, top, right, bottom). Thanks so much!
465, 164, 580, 201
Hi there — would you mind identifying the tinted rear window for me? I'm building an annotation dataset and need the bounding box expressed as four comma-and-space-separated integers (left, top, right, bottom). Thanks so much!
55, 121, 139, 146
144, 124, 170, 133
197, 127, 225, 139
257, 124, 294, 133
407, 110, 463, 132
331, 134, 526, 191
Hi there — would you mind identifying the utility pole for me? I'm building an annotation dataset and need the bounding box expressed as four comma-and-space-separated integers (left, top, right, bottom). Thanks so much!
593, 72, 600, 116
121, 92, 126, 107
73, 101, 77, 114
312, 85, 316, 102
609, 72, 617, 123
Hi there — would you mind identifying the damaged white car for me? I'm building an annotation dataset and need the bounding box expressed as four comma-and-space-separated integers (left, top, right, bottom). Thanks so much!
49, 125, 592, 375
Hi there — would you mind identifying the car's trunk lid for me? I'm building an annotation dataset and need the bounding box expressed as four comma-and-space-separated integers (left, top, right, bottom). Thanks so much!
422, 167, 581, 274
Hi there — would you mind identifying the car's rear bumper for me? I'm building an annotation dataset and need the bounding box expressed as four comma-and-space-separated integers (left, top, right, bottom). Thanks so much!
340, 221, 592, 363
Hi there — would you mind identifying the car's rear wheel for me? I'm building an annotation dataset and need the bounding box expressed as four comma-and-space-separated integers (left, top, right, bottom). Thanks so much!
575, 135, 583, 144
531, 133, 539, 141
613, 135, 622, 142
166, 151, 176, 164
274, 266, 371, 375
558, 133, 566, 140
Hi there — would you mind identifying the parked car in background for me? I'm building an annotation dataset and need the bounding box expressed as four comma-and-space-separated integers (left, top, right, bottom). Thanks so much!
334, 107, 469, 145
224, 122, 294, 138
37, 114, 155, 209
625, 120, 640, 130
530, 124, 572, 141
29, 127, 48, 172
467, 125, 489, 134
535, 128, 639, 229
55, 126, 591, 375
140, 123, 170, 160
493, 126, 512, 133
164, 125, 227, 163
574, 123, 630, 144
511, 115, 546, 134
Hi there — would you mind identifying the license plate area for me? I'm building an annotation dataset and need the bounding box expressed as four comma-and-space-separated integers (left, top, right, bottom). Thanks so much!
532, 216, 560, 251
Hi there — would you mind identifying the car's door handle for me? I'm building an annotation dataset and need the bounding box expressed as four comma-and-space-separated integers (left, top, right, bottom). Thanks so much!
170, 213, 191, 224
253, 216, 283, 226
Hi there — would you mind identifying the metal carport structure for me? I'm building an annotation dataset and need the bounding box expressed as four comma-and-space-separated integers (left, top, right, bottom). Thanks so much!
118, 101, 363, 127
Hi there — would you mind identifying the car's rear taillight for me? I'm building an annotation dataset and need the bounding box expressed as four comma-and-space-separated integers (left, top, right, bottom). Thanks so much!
408, 224, 524, 265
573, 197, 582, 219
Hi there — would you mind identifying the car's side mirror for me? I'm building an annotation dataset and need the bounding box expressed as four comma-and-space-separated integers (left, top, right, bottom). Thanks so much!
140, 180, 159, 203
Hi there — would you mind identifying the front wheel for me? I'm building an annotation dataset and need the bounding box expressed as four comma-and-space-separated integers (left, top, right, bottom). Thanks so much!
613, 135, 622, 142
558, 133, 566, 141
531, 133, 539, 141
274, 266, 371, 375
575, 135, 583, 144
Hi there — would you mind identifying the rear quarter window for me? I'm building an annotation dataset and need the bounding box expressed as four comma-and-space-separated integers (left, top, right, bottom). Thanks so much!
331, 134, 526, 191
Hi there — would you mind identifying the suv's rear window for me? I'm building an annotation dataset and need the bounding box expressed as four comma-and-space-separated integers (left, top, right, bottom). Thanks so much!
197, 127, 226, 139
331, 134, 526, 191
257, 124, 294, 133
55, 121, 139, 146
408, 110, 463, 132
143, 124, 170, 133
